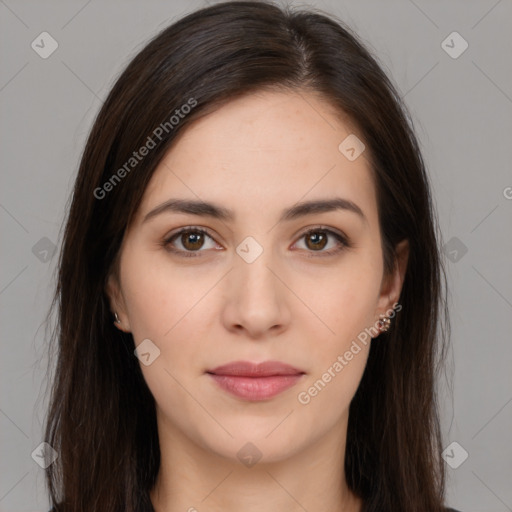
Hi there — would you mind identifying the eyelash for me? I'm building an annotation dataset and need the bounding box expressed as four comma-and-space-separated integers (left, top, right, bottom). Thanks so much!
162, 225, 351, 259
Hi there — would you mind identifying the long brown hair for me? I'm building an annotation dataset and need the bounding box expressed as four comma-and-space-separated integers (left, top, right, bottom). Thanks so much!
44, 1, 449, 510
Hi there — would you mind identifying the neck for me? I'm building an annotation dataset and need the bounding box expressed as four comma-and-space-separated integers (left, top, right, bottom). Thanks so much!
149, 409, 363, 512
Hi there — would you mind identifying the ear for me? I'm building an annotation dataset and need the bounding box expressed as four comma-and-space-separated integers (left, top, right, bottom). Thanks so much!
375, 239, 409, 318
105, 273, 131, 333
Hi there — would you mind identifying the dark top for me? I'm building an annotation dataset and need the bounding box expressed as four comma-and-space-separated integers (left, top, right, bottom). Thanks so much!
50, 506, 462, 511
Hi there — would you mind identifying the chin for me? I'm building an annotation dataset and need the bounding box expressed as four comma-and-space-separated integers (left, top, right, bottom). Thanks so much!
197, 421, 308, 465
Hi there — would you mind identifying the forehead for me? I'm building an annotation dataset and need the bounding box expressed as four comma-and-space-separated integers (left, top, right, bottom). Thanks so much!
137, 89, 377, 224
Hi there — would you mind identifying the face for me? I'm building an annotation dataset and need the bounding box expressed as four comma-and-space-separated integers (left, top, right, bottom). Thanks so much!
107, 89, 407, 464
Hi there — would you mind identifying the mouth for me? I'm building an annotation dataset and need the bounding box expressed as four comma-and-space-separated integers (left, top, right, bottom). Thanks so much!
206, 360, 306, 401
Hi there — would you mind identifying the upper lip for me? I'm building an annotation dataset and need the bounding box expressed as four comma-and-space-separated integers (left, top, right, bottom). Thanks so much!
207, 360, 305, 377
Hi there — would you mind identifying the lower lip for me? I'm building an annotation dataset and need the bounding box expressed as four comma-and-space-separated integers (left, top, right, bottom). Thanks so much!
208, 373, 304, 401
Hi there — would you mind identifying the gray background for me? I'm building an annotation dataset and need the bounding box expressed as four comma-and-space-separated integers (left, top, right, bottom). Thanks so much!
1, 0, 511, 511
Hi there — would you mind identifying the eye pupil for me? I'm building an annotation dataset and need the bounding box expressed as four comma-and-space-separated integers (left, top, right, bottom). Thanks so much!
306, 231, 327, 250
182, 231, 204, 250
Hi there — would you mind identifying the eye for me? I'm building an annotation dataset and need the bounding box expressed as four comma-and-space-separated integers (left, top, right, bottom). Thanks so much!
162, 225, 350, 258
162, 227, 221, 258
292, 226, 350, 257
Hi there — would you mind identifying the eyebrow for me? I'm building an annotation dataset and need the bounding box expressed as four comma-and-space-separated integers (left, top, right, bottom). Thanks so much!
143, 197, 366, 224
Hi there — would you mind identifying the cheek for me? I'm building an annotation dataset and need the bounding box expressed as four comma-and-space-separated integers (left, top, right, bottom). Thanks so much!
119, 246, 211, 340
119, 252, 217, 397
119, 257, 209, 430
289, 255, 380, 414
122, 272, 168, 341
293, 339, 369, 445
295, 259, 382, 354
292, 267, 378, 423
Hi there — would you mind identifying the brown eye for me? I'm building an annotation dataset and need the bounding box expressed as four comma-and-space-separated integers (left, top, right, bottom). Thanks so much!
294, 227, 350, 257
180, 231, 205, 251
304, 231, 328, 251
163, 227, 219, 257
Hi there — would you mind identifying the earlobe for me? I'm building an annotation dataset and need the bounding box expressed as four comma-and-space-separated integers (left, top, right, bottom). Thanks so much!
105, 273, 131, 333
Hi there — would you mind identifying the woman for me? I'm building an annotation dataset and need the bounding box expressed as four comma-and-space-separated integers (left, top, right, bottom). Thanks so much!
44, 1, 457, 511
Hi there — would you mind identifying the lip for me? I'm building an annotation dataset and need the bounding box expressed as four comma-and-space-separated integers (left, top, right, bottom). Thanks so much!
207, 360, 305, 401
208, 360, 305, 377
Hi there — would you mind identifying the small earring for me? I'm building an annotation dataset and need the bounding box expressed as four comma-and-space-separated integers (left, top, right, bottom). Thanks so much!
114, 312, 121, 325
377, 314, 391, 333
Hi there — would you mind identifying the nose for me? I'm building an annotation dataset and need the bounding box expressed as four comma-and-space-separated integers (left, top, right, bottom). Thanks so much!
220, 247, 291, 339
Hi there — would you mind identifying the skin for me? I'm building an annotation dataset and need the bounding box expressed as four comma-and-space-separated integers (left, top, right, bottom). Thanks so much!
107, 89, 409, 512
